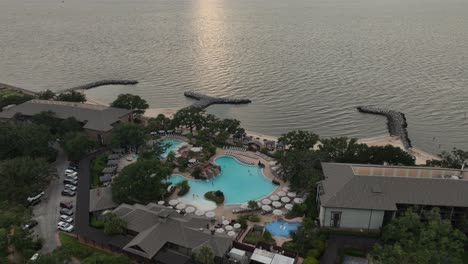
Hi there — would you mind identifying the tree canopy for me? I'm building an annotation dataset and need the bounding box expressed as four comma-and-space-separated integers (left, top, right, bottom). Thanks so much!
62, 132, 96, 160
146, 114, 172, 133
111, 124, 146, 150
278, 130, 319, 151
37, 89, 56, 100
111, 159, 172, 204
111, 94, 149, 115
0, 157, 54, 205
102, 213, 127, 235
172, 107, 206, 133
426, 147, 468, 169
193, 245, 215, 264
56, 90, 86, 102
371, 208, 466, 264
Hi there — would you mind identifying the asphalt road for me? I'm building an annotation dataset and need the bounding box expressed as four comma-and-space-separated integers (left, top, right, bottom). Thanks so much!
33, 146, 76, 253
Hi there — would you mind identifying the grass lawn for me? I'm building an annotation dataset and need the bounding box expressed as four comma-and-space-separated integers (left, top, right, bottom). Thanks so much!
90, 154, 108, 189
59, 232, 113, 260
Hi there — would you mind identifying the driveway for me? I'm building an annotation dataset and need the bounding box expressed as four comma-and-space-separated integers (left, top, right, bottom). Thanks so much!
33, 146, 76, 253
320, 235, 377, 264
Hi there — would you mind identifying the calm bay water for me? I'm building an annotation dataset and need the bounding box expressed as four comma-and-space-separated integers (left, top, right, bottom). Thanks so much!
1, 0, 467, 153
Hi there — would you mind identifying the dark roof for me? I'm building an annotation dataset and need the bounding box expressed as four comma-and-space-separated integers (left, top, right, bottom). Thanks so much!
89, 187, 117, 212
0, 100, 131, 132
319, 163, 468, 211
108, 154, 121, 160
102, 167, 116, 174
99, 174, 112, 183
113, 203, 233, 259
107, 160, 119, 166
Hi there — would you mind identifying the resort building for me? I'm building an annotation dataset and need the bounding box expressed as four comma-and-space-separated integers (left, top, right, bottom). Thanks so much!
112, 203, 234, 264
89, 187, 118, 216
0, 99, 132, 144
317, 163, 468, 231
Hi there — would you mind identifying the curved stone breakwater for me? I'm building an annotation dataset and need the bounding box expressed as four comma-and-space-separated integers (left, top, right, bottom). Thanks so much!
184, 91, 252, 108
357, 106, 412, 149
62, 80, 138, 92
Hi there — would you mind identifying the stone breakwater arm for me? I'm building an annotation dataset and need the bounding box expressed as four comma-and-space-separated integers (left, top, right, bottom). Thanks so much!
357, 106, 412, 149
184, 91, 252, 108
61, 80, 138, 92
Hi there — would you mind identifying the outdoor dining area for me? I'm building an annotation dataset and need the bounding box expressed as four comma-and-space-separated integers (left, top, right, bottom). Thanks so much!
161, 199, 241, 237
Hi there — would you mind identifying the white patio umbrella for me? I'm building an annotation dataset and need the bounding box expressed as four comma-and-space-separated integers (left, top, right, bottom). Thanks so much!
233, 223, 241, 229
277, 191, 286, 197
261, 205, 272, 211
272, 201, 282, 208
185, 206, 196, 213
169, 199, 179, 206
281, 197, 291, 203
227, 231, 236, 237
287, 192, 297, 197
157, 200, 165, 205
240, 203, 249, 209
205, 211, 216, 218
176, 203, 186, 210
222, 220, 230, 225
270, 195, 279, 201
294, 198, 304, 204
285, 204, 293, 210
273, 209, 283, 216
189, 159, 196, 163
195, 209, 205, 216
225, 225, 233, 231
216, 228, 224, 233
262, 198, 272, 205
282, 187, 290, 192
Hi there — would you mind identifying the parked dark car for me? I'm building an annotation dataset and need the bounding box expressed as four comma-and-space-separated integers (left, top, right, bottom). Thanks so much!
60, 201, 73, 209
21, 220, 38, 230
61, 189, 76, 197
59, 208, 74, 216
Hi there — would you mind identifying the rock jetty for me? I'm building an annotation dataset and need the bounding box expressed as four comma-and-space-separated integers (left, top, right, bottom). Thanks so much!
62, 80, 138, 92
357, 106, 412, 149
184, 91, 251, 109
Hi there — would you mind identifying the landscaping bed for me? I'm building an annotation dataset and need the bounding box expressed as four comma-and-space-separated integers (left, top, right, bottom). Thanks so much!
204, 190, 224, 204
90, 153, 108, 188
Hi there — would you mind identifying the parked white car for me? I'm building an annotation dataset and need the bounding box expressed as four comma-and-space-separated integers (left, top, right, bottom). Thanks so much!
64, 184, 77, 191
59, 215, 73, 223
57, 221, 74, 232
65, 171, 78, 177
65, 169, 76, 174
65, 175, 78, 181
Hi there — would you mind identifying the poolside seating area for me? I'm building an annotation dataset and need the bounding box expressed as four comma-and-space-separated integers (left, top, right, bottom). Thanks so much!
154, 129, 183, 136
223, 146, 247, 151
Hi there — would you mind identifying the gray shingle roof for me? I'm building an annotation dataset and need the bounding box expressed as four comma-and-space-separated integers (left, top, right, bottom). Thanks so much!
319, 163, 468, 211
89, 187, 117, 212
113, 203, 233, 259
0, 100, 131, 132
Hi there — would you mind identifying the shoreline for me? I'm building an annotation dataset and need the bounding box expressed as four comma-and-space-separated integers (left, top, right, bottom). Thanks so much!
84, 99, 439, 165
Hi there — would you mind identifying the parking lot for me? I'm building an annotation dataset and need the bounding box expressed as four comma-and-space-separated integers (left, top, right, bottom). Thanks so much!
33, 146, 77, 253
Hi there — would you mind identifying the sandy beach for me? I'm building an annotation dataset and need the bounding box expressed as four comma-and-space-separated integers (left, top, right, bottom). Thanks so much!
85, 99, 439, 165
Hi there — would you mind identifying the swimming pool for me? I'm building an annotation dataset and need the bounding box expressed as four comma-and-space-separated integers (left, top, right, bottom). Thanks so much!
160, 139, 183, 158
264, 220, 301, 237
168, 156, 276, 208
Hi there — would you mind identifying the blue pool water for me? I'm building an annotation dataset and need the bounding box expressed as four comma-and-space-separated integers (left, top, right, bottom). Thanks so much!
264, 220, 301, 237
160, 139, 182, 158
168, 156, 276, 204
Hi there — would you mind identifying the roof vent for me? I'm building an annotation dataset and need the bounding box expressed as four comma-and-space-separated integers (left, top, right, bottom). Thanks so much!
371, 184, 382, 193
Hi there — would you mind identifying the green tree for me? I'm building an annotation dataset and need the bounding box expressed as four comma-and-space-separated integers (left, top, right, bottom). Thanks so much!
62, 132, 96, 160
194, 245, 215, 264
0, 93, 33, 109
426, 148, 468, 169
276, 149, 322, 190
56, 90, 86, 102
0, 157, 54, 205
102, 213, 127, 235
278, 130, 319, 151
289, 218, 319, 255
31, 111, 58, 130
172, 107, 206, 133
248, 200, 259, 215
57, 117, 83, 136
146, 114, 172, 132
111, 124, 145, 151
371, 208, 466, 264
0, 123, 53, 160
37, 90, 56, 100
111, 94, 149, 115
34, 248, 70, 264
111, 159, 171, 204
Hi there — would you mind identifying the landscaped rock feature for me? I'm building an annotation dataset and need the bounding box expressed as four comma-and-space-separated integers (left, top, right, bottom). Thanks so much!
62, 80, 139, 92
357, 106, 412, 149
198, 162, 221, 179
184, 91, 251, 109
